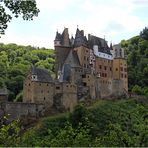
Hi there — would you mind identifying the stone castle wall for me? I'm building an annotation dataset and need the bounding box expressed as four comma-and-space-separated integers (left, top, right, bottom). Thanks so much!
0, 102, 45, 120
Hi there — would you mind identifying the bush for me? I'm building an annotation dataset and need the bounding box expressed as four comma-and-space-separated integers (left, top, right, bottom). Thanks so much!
132, 85, 143, 95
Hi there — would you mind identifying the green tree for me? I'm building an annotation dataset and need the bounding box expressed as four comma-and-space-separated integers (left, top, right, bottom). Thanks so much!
0, 117, 20, 147
140, 27, 148, 40
0, 0, 39, 35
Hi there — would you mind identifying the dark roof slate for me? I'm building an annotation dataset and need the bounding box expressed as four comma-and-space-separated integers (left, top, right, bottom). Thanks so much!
55, 31, 62, 41
74, 28, 89, 48
31, 67, 52, 82
64, 49, 81, 68
88, 34, 112, 55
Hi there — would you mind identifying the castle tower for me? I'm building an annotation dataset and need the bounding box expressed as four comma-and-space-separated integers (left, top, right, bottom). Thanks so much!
54, 28, 71, 79
112, 44, 128, 92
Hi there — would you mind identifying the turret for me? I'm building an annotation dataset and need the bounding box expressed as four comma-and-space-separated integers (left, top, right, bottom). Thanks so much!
74, 28, 88, 47
113, 44, 124, 58
62, 28, 70, 47
54, 31, 62, 47
54, 28, 71, 79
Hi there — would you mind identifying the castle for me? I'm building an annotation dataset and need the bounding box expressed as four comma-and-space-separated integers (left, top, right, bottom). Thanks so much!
23, 27, 128, 112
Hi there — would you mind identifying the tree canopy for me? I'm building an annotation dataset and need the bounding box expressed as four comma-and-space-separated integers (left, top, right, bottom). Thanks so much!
0, 0, 39, 35
0, 43, 55, 101
121, 27, 148, 96
1, 99, 147, 147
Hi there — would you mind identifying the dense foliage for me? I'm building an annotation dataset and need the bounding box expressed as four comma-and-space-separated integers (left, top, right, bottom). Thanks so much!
0, 0, 39, 35
1, 99, 147, 147
0, 43, 55, 101
121, 27, 148, 96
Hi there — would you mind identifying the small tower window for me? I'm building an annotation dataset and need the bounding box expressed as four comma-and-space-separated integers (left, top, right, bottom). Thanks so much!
31, 75, 37, 81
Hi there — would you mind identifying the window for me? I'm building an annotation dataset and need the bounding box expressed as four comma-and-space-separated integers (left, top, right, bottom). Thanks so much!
124, 68, 127, 72
83, 82, 87, 86
99, 65, 102, 69
110, 67, 112, 71
121, 74, 123, 78
125, 74, 127, 78
56, 86, 60, 90
104, 66, 107, 70
28, 83, 30, 86
116, 68, 118, 71
82, 74, 86, 78
44, 97, 45, 100
84, 56, 86, 60
47, 84, 48, 86
120, 67, 123, 71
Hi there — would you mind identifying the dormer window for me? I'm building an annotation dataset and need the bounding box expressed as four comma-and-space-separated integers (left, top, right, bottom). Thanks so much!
31, 75, 37, 81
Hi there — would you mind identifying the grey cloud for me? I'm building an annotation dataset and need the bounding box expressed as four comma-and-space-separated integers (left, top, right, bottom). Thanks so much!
103, 21, 125, 33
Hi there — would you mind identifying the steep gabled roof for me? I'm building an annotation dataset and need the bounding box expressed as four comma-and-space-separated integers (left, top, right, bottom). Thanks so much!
64, 49, 81, 68
88, 34, 111, 55
55, 31, 62, 41
74, 28, 89, 48
31, 66, 53, 82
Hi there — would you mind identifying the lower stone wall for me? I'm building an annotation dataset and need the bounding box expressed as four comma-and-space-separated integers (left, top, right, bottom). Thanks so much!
0, 102, 45, 120
111, 79, 125, 98
98, 79, 112, 98
62, 93, 77, 111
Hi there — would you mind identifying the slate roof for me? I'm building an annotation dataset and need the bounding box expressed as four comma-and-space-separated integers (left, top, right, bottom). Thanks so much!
31, 66, 53, 82
55, 31, 62, 41
74, 28, 89, 48
88, 34, 112, 55
64, 49, 81, 68
55, 29, 71, 46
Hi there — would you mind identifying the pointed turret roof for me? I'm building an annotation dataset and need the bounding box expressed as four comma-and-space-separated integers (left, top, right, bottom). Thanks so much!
74, 28, 88, 48
55, 31, 62, 41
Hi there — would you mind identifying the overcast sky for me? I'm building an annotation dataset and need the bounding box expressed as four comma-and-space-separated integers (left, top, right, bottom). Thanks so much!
0, 0, 148, 48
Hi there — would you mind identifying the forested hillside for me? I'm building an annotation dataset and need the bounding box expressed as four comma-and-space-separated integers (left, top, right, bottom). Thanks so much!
0, 43, 55, 101
121, 27, 148, 96
0, 99, 147, 147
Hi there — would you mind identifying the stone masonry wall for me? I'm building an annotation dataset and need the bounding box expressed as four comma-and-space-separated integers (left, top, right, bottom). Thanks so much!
0, 102, 45, 120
